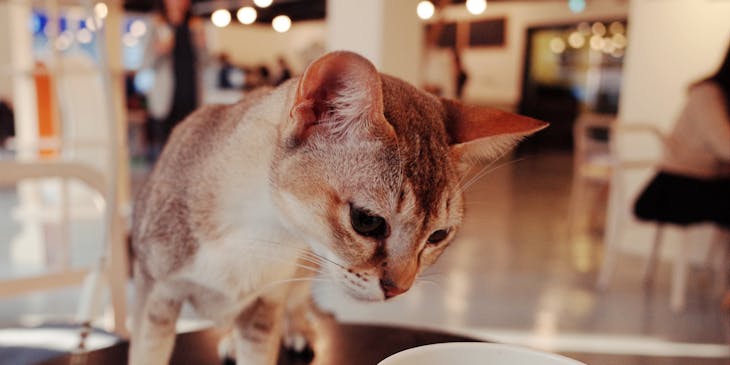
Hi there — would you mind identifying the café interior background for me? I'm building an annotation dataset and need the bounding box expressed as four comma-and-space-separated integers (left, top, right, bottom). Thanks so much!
0, 0, 729, 364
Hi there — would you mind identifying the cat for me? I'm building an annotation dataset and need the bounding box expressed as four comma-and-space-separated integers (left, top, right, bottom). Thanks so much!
129, 51, 546, 365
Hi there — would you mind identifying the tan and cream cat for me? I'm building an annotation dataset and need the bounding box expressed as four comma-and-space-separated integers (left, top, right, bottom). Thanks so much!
130, 51, 546, 364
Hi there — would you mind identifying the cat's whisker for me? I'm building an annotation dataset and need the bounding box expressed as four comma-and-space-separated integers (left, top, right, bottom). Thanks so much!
459, 156, 528, 194
456, 155, 504, 195
240, 238, 349, 270
418, 272, 445, 279
252, 277, 335, 298
235, 239, 331, 268
300, 251, 348, 270
242, 253, 322, 273
463, 200, 496, 206
456, 163, 478, 188
414, 279, 444, 291
461, 159, 511, 192
460, 147, 525, 192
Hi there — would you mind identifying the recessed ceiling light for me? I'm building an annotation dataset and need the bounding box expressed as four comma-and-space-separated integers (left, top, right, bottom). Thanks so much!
416, 1, 435, 20
211, 9, 231, 28
237, 6, 257, 25
272, 14, 291, 33
254, 0, 273, 8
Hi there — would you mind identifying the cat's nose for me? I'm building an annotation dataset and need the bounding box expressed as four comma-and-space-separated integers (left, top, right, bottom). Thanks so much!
380, 278, 407, 299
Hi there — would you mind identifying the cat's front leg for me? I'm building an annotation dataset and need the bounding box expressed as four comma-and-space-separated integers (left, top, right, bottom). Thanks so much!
128, 283, 182, 365
232, 297, 285, 365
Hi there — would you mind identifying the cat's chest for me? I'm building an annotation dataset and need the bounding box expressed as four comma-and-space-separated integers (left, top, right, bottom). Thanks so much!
182, 228, 303, 321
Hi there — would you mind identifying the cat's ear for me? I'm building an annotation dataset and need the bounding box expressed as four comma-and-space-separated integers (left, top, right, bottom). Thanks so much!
441, 98, 548, 165
288, 51, 385, 143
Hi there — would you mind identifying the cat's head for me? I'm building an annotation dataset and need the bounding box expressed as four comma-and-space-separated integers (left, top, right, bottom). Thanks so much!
271, 51, 546, 301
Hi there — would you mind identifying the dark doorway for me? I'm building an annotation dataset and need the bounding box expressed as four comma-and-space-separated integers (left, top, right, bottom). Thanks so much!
517, 20, 627, 153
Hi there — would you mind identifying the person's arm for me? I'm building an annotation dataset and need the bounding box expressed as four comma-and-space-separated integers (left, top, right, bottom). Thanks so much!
190, 17, 209, 66
689, 83, 730, 161
141, 16, 173, 70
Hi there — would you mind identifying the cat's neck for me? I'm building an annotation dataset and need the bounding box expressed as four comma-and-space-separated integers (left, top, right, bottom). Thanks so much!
214, 83, 299, 238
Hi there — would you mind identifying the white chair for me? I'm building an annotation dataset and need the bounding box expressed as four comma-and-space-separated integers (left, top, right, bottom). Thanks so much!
568, 112, 615, 237
0, 0, 129, 338
595, 122, 728, 312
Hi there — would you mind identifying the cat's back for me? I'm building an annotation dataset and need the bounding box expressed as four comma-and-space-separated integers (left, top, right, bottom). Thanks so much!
132, 87, 276, 277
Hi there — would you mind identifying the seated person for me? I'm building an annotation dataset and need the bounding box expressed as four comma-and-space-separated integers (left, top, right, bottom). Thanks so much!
634, 44, 730, 229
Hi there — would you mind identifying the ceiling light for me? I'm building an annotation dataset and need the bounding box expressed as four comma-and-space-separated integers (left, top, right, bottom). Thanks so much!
77, 28, 93, 44
591, 22, 606, 36
85, 16, 100, 32
55, 31, 73, 50
211, 9, 231, 28
93, 2, 108, 19
589, 35, 605, 51
577, 22, 591, 35
466, 0, 486, 15
568, 32, 585, 48
129, 19, 147, 37
254, 0, 273, 8
611, 33, 627, 48
122, 33, 138, 47
237, 6, 257, 25
609, 21, 625, 35
272, 15, 291, 33
416, 1, 435, 20
549, 37, 566, 54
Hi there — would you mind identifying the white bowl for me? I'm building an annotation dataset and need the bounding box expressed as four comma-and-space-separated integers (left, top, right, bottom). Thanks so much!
378, 342, 586, 365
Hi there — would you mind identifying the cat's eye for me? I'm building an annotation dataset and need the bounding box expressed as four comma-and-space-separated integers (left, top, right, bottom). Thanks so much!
427, 229, 449, 245
350, 204, 387, 239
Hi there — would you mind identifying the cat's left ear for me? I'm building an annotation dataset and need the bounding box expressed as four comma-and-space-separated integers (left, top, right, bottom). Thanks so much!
287, 51, 387, 144
441, 98, 548, 166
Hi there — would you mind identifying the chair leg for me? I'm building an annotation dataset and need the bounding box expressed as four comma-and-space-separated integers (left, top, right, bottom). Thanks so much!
108, 214, 130, 338
597, 181, 623, 290
707, 228, 730, 296
642, 224, 664, 286
568, 174, 585, 238
670, 228, 690, 313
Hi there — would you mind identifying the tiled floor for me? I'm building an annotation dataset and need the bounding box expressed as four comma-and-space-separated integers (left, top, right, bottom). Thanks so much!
1, 152, 728, 364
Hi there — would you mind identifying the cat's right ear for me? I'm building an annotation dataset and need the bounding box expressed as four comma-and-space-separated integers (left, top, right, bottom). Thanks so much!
286, 51, 386, 145
441, 98, 548, 167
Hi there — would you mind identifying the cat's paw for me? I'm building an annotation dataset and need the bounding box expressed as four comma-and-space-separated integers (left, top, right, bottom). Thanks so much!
283, 332, 310, 353
282, 331, 315, 361
217, 333, 236, 364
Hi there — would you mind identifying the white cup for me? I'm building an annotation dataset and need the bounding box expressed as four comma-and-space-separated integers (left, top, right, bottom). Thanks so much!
378, 342, 587, 365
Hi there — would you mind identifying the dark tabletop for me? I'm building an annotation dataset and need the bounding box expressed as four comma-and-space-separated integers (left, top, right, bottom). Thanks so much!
39, 321, 480, 365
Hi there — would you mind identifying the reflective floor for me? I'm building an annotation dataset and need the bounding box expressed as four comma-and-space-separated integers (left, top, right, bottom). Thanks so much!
1, 152, 728, 364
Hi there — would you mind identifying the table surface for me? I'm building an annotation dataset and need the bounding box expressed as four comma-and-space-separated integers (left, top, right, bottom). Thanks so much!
41, 322, 479, 365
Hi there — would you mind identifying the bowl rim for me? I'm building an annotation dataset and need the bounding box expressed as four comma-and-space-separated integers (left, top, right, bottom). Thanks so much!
378, 342, 586, 365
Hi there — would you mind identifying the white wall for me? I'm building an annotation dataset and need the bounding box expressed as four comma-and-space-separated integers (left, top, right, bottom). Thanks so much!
206, 20, 326, 74
619, 0, 730, 130
612, 0, 730, 261
326, 0, 383, 68
0, 2, 12, 101
326, 0, 423, 86
430, 0, 628, 107
381, 0, 423, 86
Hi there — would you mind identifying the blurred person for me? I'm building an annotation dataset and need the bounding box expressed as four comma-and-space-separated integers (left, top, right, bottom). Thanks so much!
143, 0, 207, 161
258, 65, 271, 87
452, 48, 468, 99
0, 98, 14, 150
274, 56, 292, 86
217, 52, 236, 89
634, 42, 730, 229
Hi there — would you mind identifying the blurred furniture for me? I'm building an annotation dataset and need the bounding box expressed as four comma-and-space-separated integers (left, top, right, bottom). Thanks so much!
37, 323, 481, 365
594, 122, 727, 312
0, 0, 129, 337
595, 122, 663, 291
568, 112, 614, 237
